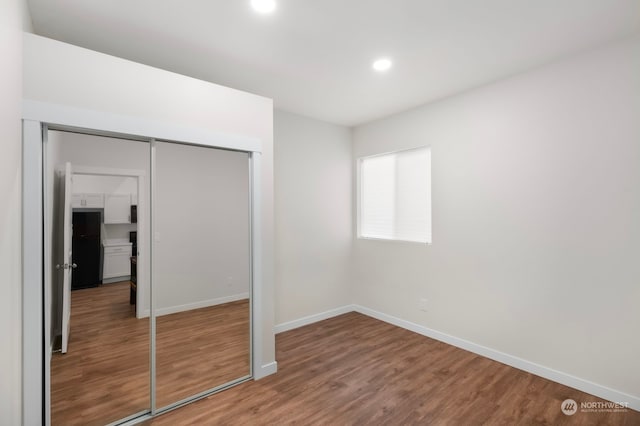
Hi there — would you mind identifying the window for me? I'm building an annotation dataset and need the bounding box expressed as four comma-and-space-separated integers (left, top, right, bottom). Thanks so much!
358, 146, 431, 243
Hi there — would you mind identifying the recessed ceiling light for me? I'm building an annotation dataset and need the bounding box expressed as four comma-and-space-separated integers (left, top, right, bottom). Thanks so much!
372, 58, 392, 72
251, 0, 276, 14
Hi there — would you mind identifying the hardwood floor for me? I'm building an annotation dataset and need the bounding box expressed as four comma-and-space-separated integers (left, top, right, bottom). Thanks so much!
51, 282, 149, 426
156, 299, 250, 408
52, 294, 638, 426
51, 282, 250, 426
146, 312, 640, 426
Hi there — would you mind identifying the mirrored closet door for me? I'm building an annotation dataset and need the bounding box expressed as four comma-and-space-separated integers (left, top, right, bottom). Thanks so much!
45, 130, 253, 425
153, 141, 252, 409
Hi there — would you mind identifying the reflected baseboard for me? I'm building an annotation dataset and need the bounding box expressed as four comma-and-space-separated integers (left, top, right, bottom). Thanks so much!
141, 292, 250, 318
103, 276, 131, 284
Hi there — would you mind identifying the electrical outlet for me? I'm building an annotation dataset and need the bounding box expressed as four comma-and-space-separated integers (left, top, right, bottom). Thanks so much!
418, 298, 429, 312
227, 276, 234, 287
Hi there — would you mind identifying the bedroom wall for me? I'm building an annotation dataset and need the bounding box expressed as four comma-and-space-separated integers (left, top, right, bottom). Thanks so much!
154, 141, 251, 314
352, 36, 640, 401
0, 0, 31, 424
273, 110, 352, 328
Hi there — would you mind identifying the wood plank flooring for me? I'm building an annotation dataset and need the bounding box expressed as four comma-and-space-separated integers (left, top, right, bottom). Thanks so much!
146, 312, 640, 426
156, 299, 250, 408
51, 282, 150, 426
51, 282, 250, 426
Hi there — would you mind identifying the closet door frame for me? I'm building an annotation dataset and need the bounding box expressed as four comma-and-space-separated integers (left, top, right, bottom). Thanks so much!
22, 100, 264, 426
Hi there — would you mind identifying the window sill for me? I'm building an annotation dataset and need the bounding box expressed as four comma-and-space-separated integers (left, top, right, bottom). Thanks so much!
357, 236, 431, 245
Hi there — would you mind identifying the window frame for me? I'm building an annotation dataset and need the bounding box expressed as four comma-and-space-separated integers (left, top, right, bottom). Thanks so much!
356, 145, 432, 245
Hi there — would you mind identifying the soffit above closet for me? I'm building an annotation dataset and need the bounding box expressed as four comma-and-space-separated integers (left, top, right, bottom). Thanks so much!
27, 0, 640, 126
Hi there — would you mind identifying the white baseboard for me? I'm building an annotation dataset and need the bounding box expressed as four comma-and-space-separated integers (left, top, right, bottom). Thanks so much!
142, 292, 249, 317
352, 304, 640, 412
272, 304, 639, 411
102, 276, 131, 284
274, 305, 354, 334
255, 361, 278, 379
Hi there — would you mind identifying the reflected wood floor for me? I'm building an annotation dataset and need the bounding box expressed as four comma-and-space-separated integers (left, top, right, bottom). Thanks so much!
51, 282, 149, 426
51, 282, 249, 426
156, 298, 250, 408
147, 312, 640, 426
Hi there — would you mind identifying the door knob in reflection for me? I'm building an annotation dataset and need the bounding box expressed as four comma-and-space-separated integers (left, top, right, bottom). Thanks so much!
55, 263, 78, 269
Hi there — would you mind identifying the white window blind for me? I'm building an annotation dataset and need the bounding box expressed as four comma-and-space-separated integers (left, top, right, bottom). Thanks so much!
359, 147, 431, 243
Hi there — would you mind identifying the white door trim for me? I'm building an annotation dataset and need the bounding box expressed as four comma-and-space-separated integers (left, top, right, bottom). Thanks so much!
23, 119, 44, 426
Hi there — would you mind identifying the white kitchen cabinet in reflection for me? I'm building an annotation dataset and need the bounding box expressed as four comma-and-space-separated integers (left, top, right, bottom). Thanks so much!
104, 194, 131, 223
71, 192, 104, 208
103, 243, 132, 280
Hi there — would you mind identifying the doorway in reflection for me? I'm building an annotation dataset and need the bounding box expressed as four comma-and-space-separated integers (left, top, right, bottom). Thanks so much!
46, 131, 150, 425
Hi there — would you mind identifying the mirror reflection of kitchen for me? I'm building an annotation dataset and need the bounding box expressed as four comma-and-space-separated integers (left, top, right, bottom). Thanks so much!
47, 130, 150, 425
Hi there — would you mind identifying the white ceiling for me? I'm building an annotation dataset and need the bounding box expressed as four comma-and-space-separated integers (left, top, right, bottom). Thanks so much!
27, 0, 640, 126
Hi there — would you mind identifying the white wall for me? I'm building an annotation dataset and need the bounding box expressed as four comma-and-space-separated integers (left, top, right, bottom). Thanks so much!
352, 36, 640, 400
155, 141, 250, 314
50, 132, 150, 176
23, 33, 276, 374
0, 1, 31, 424
274, 110, 352, 326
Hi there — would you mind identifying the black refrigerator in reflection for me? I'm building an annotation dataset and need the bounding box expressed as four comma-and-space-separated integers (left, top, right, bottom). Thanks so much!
71, 211, 102, 290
